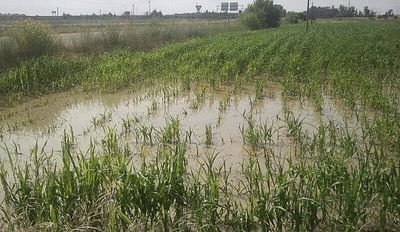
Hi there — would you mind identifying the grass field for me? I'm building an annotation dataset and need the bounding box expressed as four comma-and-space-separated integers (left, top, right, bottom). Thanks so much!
0, 20, 400, 231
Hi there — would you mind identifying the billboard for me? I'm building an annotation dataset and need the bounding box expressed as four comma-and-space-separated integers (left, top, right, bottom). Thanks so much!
221, 2, 229, 12
230, 2, 239, 11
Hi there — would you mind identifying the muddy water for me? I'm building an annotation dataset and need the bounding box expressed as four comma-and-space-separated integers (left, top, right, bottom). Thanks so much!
0, 83, 360, 173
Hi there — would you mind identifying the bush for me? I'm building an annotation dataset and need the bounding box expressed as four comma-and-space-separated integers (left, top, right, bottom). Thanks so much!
286, 12, 299, 24
7, 20, 58, 58
286, 12, 306, 24
240, 12, 264, 30
240, 0, 282, 30
0, 39, 18, 71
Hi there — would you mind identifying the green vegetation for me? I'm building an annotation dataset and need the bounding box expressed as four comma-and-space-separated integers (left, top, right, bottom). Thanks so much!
285, 11, 306, 24
8, 20, 58, 58
0, 21, 400, 230
2, 21, 399, 107
0, 20, 242, 72
68, 21, 242, 54
0, 20, 59, 71
205, 125, 213, 146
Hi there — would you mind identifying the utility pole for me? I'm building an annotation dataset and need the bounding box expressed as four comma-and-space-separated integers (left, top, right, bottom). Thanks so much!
57, 7, 59, 16
148, 0, 151, 15
132, 4, 135, 15
306, 0, 310, 32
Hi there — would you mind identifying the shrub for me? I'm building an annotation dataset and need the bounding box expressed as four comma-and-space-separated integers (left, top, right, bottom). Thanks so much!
286, 12, 306, 24
102, 26, 122, 49
240, 0, 282, 30
0, 39, 18, 71
286, 12, 299, 24
7, 20, 58, 58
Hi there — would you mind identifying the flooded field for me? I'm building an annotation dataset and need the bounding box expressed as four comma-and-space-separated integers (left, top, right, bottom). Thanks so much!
1, 20, 399, 231
0, 82, 361, 172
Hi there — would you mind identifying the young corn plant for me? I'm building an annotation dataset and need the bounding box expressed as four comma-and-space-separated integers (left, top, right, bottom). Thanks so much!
161, 117, 181, 145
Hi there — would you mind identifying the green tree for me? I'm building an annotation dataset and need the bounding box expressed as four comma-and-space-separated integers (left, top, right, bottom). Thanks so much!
385, 9, 394, 17
240, 0, 283, 30
274, 4, 286, 17
363, 6, 375, 18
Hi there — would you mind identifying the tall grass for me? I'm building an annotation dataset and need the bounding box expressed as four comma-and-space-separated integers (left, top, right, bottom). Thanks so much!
68, 21, 243, 54
7, 20, 58, 58
0, 19, 242, 72
0, 20, 60, 72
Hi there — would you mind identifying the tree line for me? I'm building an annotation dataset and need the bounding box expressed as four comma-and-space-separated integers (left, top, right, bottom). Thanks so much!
240, 0, 398, 30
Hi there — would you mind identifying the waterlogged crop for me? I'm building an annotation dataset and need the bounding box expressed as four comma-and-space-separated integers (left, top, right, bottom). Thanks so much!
0, 111, 399, 231
0, 20, 400, 231
1, 21, 399, 108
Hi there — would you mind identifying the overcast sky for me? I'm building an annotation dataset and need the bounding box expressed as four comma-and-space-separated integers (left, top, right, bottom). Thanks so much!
1, 0, 399, 16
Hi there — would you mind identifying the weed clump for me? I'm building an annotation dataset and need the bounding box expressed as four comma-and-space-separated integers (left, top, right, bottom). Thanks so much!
7, 20, 58, 58
0, 20, 59, 72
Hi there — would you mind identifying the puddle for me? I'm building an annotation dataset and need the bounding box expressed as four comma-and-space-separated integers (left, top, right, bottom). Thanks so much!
0, 82, 361, 175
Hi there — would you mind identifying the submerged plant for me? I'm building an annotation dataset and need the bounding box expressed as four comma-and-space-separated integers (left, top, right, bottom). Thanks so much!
205, 125, 213, 146
161, 117, 180, 144
240, 114, 277, 150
